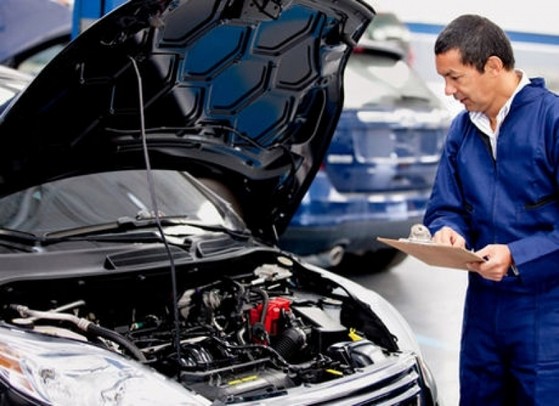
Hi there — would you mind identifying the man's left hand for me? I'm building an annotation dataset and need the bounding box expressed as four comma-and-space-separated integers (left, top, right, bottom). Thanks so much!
466, 244, 512, 281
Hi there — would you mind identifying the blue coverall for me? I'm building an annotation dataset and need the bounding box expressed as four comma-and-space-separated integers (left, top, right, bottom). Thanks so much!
424, 78, 559, 405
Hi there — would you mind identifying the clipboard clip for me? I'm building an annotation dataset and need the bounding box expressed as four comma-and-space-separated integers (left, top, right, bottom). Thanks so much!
405, 224, 432, 243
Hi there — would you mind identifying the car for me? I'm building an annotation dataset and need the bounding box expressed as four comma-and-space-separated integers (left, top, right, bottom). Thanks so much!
278, 31, 451, 270
0, 0, 72, 76
0, 0, 440, 405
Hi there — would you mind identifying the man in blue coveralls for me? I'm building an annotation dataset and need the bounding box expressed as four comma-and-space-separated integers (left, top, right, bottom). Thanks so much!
424, 14, 559, 405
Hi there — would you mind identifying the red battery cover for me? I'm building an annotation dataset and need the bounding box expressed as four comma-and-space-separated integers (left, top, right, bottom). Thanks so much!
249, 297, 292, 336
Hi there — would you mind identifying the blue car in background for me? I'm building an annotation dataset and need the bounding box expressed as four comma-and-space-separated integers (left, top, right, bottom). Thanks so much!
0, 0, 72, 75
279, 32, 451, 270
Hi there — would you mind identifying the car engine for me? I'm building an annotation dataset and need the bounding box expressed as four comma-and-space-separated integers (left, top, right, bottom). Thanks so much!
1, 251, 399, 402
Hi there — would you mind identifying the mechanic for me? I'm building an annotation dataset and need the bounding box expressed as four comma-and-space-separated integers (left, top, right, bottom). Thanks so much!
423, 14, 559, 405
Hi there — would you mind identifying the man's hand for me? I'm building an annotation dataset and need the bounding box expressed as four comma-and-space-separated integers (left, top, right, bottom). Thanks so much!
467, 244, 512, 282
432, 226, 466, 248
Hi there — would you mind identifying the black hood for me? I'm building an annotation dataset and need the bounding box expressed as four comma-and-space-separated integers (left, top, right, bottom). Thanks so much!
0, 0, 374, 241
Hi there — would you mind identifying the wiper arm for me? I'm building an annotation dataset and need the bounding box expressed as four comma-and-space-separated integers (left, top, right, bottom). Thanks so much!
41, 216, 187, 241
0, 228, 40, 252
40, 216, 251, 245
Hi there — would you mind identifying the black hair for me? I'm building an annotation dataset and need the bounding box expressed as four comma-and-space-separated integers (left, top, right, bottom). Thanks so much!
434, 14, 515, 73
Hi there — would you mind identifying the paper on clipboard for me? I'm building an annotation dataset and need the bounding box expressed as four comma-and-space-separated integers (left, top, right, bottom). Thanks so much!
377, 237, 485, 270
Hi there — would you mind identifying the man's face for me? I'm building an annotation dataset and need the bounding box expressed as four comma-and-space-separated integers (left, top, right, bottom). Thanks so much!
435, 48, 493, 113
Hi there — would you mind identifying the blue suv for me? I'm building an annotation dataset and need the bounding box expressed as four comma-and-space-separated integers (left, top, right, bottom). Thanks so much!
279, 40, 451, 269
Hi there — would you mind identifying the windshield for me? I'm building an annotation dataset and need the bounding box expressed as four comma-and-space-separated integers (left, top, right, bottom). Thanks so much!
343, 51, 439, 109
0, 170, 240, 236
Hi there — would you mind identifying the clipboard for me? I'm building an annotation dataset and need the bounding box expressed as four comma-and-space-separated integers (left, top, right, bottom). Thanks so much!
377, 237, 485, 270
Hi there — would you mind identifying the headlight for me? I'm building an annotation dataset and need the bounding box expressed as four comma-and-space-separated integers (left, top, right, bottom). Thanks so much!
0, 326, 209, 405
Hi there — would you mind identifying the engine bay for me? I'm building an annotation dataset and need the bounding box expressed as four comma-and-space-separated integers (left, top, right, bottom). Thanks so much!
0, 250, 400, 402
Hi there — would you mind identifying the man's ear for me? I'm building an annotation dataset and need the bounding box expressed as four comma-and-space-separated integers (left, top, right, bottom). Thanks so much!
484, 56, 504, 75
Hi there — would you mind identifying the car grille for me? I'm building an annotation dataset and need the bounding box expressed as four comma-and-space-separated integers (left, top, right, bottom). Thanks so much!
315, 354, 425, 406
256, 352, 431, 406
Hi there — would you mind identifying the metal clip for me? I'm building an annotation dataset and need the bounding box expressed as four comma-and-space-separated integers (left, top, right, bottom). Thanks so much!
408, 224, 432, 242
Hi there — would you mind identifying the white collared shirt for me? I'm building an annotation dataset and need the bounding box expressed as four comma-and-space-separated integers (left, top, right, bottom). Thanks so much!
469, 70, 530, 159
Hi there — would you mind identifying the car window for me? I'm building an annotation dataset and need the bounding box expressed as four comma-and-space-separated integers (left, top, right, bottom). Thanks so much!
343, 52, 440, 109
0, 67, 31, 113
17, 43, 68, 76
0, 170, 230, 235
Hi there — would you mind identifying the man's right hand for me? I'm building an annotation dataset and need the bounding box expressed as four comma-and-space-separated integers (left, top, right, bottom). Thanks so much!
432, 226, 466, 248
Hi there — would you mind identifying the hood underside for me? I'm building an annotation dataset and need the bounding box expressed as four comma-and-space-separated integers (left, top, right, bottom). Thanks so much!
0, 0, 374, 241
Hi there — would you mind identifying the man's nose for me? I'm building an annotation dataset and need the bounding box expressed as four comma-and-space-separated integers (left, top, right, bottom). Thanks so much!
444, 80, 456, 96
444, 82, 456, 96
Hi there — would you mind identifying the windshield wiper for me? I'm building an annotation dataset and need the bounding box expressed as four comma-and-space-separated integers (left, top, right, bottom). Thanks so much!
40, 216, 250, 245
40, 216, 188, 241
0, 228, 41, 252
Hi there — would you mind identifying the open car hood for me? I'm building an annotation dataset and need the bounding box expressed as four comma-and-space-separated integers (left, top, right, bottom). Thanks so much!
0, 0, 373, 242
